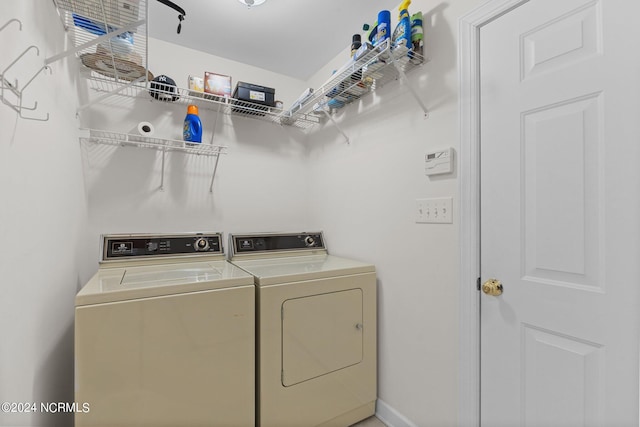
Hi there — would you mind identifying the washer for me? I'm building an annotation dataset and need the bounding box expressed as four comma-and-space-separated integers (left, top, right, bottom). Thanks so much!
229, 232, 377, 427
75, 233, 255, 427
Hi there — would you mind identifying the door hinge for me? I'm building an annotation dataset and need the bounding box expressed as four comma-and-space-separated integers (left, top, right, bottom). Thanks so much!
477, 277, 481, 291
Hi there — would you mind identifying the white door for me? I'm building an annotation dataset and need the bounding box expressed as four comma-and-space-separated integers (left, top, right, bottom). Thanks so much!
480, 0, 640, 426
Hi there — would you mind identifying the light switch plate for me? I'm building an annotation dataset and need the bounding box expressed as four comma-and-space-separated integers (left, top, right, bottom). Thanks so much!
415, 197, 453, 224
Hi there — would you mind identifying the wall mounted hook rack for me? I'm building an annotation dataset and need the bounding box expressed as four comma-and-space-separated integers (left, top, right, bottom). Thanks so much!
0, 20, 51, 121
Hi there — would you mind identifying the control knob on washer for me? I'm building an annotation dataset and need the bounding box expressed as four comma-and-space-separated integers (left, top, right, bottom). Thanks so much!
194, 238, 209, 251
304, 236, 315, 247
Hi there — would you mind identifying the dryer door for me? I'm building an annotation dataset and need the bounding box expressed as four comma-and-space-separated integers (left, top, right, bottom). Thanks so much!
282, 288, 363, 386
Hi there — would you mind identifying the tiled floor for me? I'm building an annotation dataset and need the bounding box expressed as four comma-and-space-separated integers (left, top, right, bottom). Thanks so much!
350, 416, 387, 427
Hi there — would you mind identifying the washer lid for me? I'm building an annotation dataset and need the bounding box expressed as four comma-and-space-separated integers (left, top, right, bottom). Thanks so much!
76, 260, 254, 306
231, 254, 375, 286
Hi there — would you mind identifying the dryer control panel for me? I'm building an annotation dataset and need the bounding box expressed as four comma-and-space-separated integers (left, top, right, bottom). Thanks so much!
231, 232, 325, 256
102, 233, 223, 261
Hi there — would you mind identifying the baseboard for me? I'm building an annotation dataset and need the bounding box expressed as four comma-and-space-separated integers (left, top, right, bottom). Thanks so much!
375, 399, 419, 427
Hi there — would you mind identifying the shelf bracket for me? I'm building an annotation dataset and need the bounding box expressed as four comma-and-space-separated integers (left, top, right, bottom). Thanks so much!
209, 102, 222, 144
209, 152, 221, 194
208, 103, 222, 193
160, 146, 167, 191
322, 109, 350, 144
390, 55, 429, 118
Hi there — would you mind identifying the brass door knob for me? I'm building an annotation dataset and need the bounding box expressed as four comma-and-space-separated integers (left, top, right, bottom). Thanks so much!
482, 279, 503, 296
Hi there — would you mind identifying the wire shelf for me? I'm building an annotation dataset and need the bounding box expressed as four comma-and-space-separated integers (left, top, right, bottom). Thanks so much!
284, 39, 427, 122
85, 75, 323, 129
80, 128, 228, 192
51, 1, 426, 132
52, 0, 150, 83
80, 128, 228, 156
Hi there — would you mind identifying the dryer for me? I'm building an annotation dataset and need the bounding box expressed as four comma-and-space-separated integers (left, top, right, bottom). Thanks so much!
229, 232, 377, 427
75, 233, 255, 427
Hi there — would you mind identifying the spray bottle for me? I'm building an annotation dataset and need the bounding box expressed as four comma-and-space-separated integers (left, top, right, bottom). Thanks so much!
183, 104, 202, 144
363, 22, 377, 45
392, 0, 412, 55
410, 11, 424, 63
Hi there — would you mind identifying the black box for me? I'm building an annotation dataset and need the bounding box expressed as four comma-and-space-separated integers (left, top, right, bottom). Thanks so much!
232, 81, 276, 116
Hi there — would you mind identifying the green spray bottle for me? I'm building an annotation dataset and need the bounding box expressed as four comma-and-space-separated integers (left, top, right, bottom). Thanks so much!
410, 11, 424, 63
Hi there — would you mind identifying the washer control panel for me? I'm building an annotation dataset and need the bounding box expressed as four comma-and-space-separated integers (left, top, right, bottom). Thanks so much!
231, 232, 325, 255
102, 233, 223, 261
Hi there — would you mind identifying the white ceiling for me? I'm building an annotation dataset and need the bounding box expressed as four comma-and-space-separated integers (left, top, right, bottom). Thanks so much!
147, 0, 393, 81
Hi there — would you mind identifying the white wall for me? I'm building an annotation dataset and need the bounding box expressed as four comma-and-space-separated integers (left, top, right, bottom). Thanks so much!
0, 2, 88, 426
305, 1, 481, 425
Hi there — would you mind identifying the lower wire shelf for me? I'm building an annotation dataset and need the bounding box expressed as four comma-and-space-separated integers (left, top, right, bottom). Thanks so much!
80, 129, 228, 192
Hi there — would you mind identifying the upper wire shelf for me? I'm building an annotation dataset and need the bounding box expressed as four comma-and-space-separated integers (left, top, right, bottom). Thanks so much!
85, 75, 324, 129
283, 38, 427, 125
51, 1, 427, 131
83, 38, 426, 130
51, 0, 150, 82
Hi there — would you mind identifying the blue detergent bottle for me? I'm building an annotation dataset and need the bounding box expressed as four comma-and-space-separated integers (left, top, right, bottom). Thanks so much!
183, 104, 202, 143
